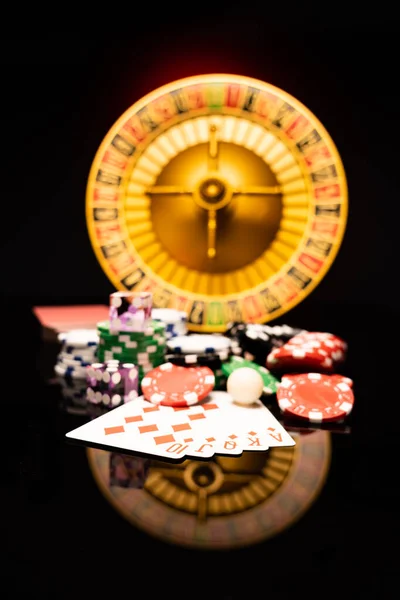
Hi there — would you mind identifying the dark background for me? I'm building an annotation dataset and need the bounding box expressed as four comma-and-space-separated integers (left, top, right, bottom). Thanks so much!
1, 25, 399, 595
0, 25, 398, 322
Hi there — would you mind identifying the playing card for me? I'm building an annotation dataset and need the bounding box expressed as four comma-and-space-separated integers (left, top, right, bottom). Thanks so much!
65, 391, 295, 460
153, 391, 295, 457
66, 397, 201, 460
198, 391, 295, 452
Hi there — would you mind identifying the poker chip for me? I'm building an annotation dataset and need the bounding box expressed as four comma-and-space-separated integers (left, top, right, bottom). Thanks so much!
152, 308, 188, 339
56, 328, 99, 381
287, 331, 348, 362
141, 362, 215, 407
166, 334, 235, 354
96, 319, 167, 387
165, 350, 230, 366
225, 321, 304, 365
330, 374, 353, 387
164, 351, 230, 392
276, 372, 354, 422
221, 355, 280, 395
97, 319, 166, 339
58, 329, 99, 347
266, 329, 348, 374
54, 363, 88, 380
267, 344, 335, 373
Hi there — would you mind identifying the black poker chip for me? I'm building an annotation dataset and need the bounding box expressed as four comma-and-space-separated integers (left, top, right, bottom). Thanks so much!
164, 352, 227, 370
225, 322, 305, 365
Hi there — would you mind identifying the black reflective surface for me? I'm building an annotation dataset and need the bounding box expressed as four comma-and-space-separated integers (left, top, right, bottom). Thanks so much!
3, 299, 399, 595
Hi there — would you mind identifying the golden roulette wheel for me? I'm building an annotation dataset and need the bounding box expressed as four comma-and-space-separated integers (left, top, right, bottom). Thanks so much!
86, 74, 348, 332
87, 430, 331, 550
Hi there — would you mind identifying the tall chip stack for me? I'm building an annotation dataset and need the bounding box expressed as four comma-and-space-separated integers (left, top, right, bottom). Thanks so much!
54, 329, 99, 414
96, 292, 167, 392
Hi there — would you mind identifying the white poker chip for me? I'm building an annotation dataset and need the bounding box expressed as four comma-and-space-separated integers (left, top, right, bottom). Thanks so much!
54, 363, 88, 380
152, 308, 188, 323
58, 328, 99, 348
166, 334, 233, 354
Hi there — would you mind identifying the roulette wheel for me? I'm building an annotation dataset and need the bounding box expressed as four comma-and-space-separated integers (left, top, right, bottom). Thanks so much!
86, 74, 347, 332
87, 430, 331, 550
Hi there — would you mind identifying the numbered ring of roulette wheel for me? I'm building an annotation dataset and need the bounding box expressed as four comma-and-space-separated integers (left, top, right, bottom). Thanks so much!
276, 372, 354, 422
141, 362, 215, 407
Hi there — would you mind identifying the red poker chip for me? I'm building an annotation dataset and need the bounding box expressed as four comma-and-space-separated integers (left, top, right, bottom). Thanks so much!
266, 345, 334, 372
140, 362, 215, 407
276, 372, 354, 422
288, 332, 348, 354
330, 374, 353, 388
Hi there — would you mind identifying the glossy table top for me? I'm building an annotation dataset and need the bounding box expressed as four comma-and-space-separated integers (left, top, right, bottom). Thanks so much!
3, 300, 398, 594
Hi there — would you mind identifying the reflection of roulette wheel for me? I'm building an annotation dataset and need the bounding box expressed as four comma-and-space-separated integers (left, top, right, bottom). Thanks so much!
86, 74, 348, 332
87, 430, 331, 549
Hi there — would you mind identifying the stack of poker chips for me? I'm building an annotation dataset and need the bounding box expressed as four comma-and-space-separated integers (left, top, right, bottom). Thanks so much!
266, 330, 348, 374
225, 322, 305, 366
164, 333, 242, 390
86, 360, 139, 409
96, 319, 167, 388
54, 329, 99, 414
95, 291, 168, 390
152, 307, 188, 339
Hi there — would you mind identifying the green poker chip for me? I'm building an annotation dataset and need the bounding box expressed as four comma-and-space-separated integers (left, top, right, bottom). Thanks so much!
97, 320, 166, 338
96, 349, 165, 363
221, 356, 279, 395
99, 339, 166, 353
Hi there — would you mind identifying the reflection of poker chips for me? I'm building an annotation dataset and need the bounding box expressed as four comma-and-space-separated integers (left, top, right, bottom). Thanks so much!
221, 355, 280, 395
56, 376, 88, 415
276, 372, 354, 422
141, 362, 215, 407
167, 333, 236, 355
